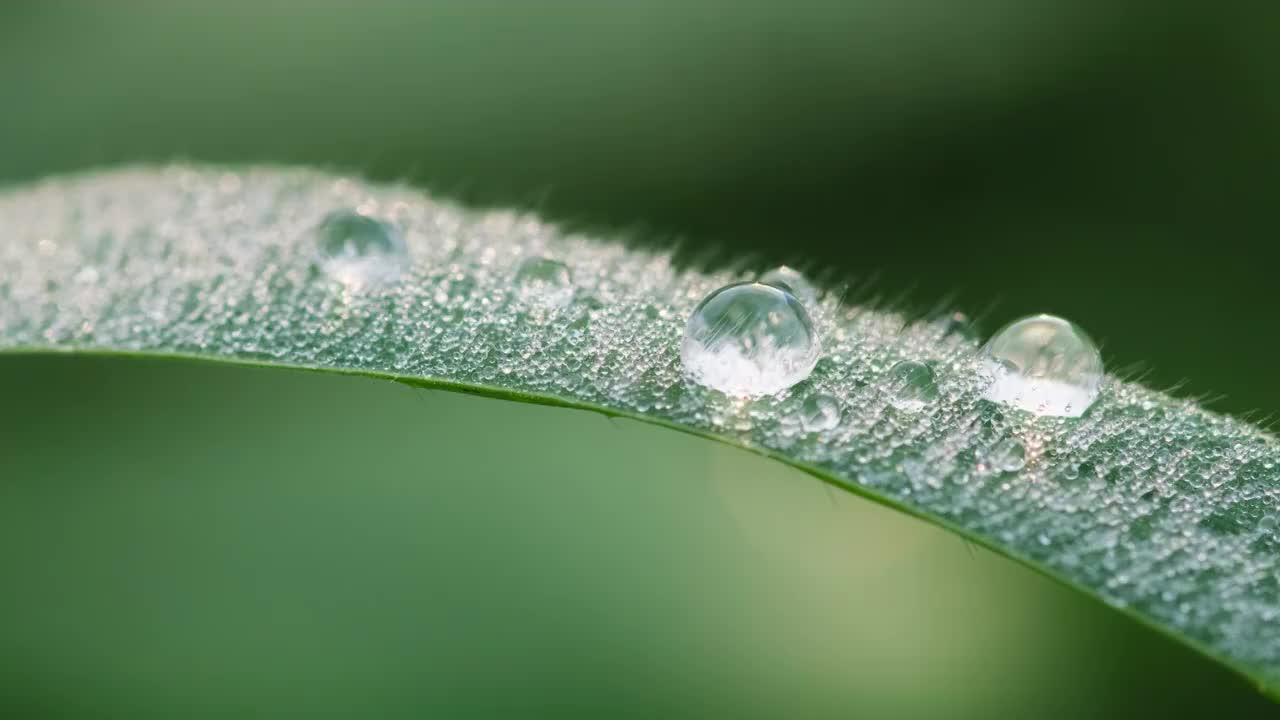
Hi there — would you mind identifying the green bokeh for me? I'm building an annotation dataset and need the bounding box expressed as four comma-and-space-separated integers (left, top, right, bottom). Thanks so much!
0, 355, 1273, 717
3, 1, 1276, 413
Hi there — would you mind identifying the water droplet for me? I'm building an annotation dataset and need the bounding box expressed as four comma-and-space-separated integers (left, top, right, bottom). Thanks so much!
73, 266, 100, 285
681, 282, 820, 397
888, 360, 939, 412
759, 265, 817, 304
981, 314, 1103, 418
930, 310, 980, 341
990, 438, 1027, 472
314, 210, 406, 285
514, 256, 574, 308
801, 393, 842, 432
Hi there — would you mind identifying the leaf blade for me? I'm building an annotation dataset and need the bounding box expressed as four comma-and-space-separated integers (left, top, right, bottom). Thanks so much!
3, 165, 1278, 695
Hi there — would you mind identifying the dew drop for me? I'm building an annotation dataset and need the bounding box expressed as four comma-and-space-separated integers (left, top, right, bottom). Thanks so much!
990, 437, 1027, 472
73, 266, 100, 285
888, 360, 939, 412
759, 265, 817, 304
981, 314, 1103, 418
514, 256, 574, 308
314, 210, 406, 286
930, 310, 980, 341
681, 282, 820, 397
801, 393, 842, 432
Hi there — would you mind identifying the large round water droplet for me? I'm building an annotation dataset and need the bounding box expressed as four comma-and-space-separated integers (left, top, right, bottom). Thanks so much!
889, 360, 939, 412
981, 314, 1103, 418
681, 282, 820, 397
800, 393, 842, 432
759, 265, 817, 304
314, 210, 406, 285
514, 256, 574, 308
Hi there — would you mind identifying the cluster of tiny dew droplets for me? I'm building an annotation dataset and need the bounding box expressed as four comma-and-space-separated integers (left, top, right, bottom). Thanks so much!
2, 165, 1279, 685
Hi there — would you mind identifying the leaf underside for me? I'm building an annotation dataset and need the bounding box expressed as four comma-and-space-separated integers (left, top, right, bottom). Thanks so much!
2, 166, 1278, 697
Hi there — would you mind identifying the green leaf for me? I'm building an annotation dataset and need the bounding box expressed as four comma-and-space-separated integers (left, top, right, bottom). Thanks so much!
3, 165, 1279, 698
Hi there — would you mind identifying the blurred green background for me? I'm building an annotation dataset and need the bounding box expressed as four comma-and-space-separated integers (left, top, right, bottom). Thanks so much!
1, 356, 1274, 717
2, 1, 1278, 716
3, 1, 1276, 414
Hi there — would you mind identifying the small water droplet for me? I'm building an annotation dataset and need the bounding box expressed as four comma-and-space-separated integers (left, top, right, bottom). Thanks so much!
990, 438, 1027, 472
759, 265, 817, 304
801, 393, 842, 432
981, 314, 1103, 418
314, 210, 406, 285
73, 266, 100, 285
930, 310, 980, 341
681, 282, 820, 397
514, 256, 574, 308
888, 360, 939, 412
